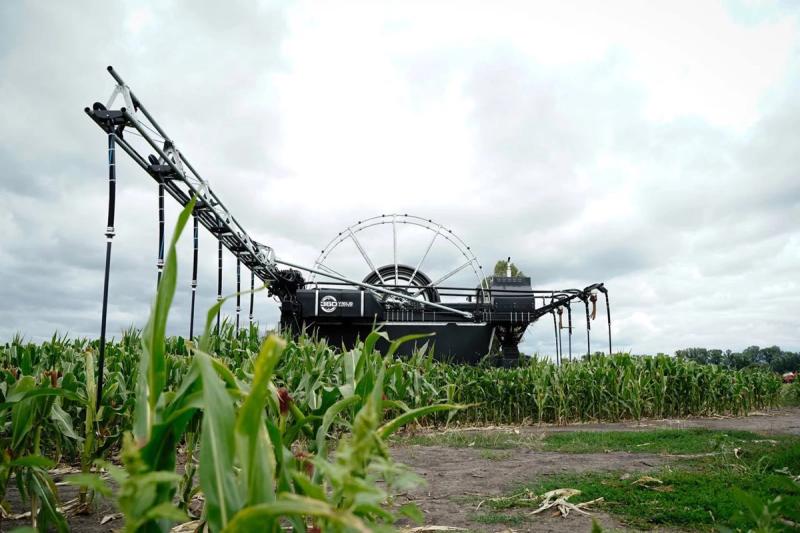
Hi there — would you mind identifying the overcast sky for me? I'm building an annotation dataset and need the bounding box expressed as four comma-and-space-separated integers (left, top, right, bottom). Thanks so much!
1, 0, 798, 356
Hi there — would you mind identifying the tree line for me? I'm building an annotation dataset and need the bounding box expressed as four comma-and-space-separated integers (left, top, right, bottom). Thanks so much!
675, 346, 800, 374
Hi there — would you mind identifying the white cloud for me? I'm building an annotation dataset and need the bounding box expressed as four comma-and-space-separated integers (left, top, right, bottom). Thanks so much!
0, 0, 798, 357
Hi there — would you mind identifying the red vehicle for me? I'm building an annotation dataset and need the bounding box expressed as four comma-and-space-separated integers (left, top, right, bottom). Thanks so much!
782, 372, 797, 383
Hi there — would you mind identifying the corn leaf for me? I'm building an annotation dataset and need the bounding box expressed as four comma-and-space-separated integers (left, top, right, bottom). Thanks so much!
136, 197, 196, 440
197, 350, 242, 531
235, 335, 284, 506
386, 333, 434, 359
10, 377, 36, 449
29, 468, 68, 533
199, 296, 231, 354
378, 404, 464, 439
50, 400, 79, 441
314, 394, 361, 460
221, 493, 370, 533
64, 473, 112, 497
10, 455, 55, 469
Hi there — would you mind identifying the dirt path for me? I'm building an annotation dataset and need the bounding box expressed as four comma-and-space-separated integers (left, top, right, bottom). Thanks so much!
389, 408, 800, 532
391, 446, 667, 532
509, 407, 800, 436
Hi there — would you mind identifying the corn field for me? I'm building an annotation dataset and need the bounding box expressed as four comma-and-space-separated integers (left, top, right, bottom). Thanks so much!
1, 327, 781, 447
434, 354, 782, 424
0, 199, 783, 531
0, 327, 782, 531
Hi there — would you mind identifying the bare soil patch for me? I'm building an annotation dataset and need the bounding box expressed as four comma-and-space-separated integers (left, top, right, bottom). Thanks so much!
2, 480, 119, 533
389, 408, 800, 532
391, 445, 666, 532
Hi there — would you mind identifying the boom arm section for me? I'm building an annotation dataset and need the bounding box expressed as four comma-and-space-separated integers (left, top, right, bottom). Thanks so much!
84, 66, 300, 295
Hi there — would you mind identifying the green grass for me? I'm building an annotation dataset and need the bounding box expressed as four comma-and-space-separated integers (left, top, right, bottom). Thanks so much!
478, 449, 514, 461
541, 428, 782, 454
396, 430, 543, 449
486, 438, 800, 531
396, 428, 782, 455
469, 511, 525, 525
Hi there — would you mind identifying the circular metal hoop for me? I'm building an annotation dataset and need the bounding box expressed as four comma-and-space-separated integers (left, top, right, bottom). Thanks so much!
311, 214, 487, 300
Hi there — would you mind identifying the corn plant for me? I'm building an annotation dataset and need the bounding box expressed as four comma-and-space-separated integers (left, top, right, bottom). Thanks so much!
0, 373, 75, 531
1, 329, 783, 454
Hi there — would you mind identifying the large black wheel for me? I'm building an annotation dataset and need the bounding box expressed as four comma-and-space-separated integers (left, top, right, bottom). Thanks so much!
362, 264, 440, 303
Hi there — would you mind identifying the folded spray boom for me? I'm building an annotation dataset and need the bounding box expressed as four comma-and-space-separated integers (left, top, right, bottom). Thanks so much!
86, 66, 612, 402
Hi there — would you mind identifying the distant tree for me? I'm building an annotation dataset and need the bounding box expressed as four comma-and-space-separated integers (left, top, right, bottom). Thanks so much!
770, 352, 800, 374
722, 349, 733, 367
729, 351, 760, 370
759, 345, 782, 365
493, 259, 525, 278
742, 345, 761, 363
707, 349, 724, 365
674, 346, 800, 374
675, 347, 709, 364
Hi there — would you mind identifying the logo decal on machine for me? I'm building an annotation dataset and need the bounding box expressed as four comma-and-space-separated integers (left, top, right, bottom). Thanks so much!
319, 295, 354, 313
320, 295, 338, 313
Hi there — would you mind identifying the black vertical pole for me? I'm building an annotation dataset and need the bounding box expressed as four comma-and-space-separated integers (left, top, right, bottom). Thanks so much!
235, 257, 241, 333
249, 270, 255, 327
584, 299, 591, 360
566, 301, 573, 362
97, 130, 116, 406
603, 291, 612, 355
216, 236, 223, 333
157, 183, 165, 286
557, 309, 563, 365
551, 311, 559, 365
189, 213, 198, 339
